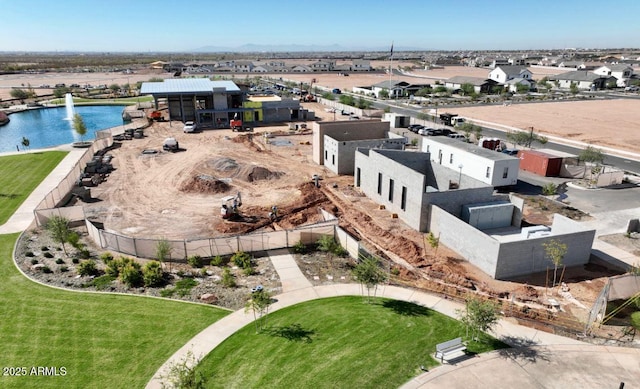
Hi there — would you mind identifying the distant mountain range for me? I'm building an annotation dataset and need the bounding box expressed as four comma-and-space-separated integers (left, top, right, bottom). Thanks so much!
191, 43, 427, 53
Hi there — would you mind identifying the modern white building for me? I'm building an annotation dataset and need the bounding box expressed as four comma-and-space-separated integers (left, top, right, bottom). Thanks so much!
593, 64, 634, 87
421, 136, 520, 187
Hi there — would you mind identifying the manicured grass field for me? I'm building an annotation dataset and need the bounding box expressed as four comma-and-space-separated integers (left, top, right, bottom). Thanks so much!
196, 296, 507, 389
0, 152, 230, 388
49, 96, 154, 105
0, 234, 230, 389
0, 151, 68, 225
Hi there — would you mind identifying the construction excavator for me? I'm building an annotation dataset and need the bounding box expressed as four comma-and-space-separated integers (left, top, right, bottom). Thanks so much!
302, 78, 317, 102
221, 192, 242, 220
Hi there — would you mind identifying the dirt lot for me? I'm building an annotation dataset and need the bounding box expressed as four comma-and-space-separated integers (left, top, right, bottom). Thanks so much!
451, 99, 640, 154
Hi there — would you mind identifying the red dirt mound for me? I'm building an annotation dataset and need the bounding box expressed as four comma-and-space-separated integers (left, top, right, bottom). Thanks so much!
180, 175, 230, 193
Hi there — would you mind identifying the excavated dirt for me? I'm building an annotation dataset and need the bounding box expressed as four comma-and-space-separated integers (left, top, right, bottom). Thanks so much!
180, 174, 230, 194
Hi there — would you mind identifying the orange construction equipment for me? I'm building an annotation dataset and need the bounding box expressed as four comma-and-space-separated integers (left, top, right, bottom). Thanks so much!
149, 110, 162, 121
230, 119, 243, 130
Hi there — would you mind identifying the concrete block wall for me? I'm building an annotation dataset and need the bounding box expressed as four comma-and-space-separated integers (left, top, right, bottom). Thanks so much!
354, 149, 428, 231
494, 229, 595, 279
324, 137, 405, 175
429, 205, 500, 276
425, 186, 495, 217
312, 120, 390, 165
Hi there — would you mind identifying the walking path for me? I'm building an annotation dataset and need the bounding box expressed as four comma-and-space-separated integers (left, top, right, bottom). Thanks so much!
0, 145, 85, 234
145, 250, 609, 389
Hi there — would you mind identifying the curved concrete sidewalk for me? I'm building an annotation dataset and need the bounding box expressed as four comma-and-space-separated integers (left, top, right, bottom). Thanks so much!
0, 146, 85, 234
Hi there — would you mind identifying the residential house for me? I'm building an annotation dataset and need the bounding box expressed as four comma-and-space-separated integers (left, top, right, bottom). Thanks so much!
593, 64, 634, 87
352, 59, 372, 71
291, 65, 313, 73
369, 80, 430, 98
310, 60, 336, 71
444, 76, 501, 94
233, 61, 254, 72
504, 77, 533, 93
488, 66, 533, 83
549, 71, 616, 90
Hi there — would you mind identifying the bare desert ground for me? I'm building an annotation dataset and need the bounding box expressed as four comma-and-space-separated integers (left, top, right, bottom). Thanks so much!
451, 99, 640, 154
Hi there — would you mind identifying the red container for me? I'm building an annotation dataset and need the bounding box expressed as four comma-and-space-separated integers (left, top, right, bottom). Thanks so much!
517, 150, 562, 177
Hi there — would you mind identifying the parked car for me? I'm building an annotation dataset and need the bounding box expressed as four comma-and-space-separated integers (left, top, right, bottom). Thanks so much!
411, 125, 424, 133
430, 129, 444, 136
448, 133, 466, 141
501, 149, 518, 156
408, 124, 422, 132
332, 88, 342, 94
418, 127, 434, 136
183, 121, 197, 133
440, 129, 454, 136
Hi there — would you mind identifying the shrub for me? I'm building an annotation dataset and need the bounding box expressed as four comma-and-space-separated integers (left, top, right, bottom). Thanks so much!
242, 266, 254, 276
120, 262, 143, 288
44, 252, 55, 258
41, 246, 49, 251
142, 261, 164, 287
100, 252, 114, 264
232, 251, 252, 269
316, 235, 348, 257
91, 275, 116, 290
187, 255, 204, 268
79, 249, 91, 259
210, 255, 225, 266
542, 183, 557, 196
631, 311, 640, 331
221, 267, 236, 287
391, 267, 400, 276
160, 288, 176, 298
199, 268, 208, 277
77, 260, 99, 276
59, 266, 69, 273
25, 251, 35, 257
42, 266, 52, 274
292, 240, 308, 254
72, 258, 79, 264
175, 278, 198, 297
106, 256, 134, 278
30, 259, 39, 265
55, 258, 64, 264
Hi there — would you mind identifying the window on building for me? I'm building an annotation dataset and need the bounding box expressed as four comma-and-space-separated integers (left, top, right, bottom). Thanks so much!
503, 167, 509, 178
325, 150, 327, 160
449, 154, 453, 164
388, 179, 394, 202
426, 145, 430, 152
377, 173, 382, 195
356, 168, 361, 187
332, 155, 335, 165
401, 186, 407, 211
486, 167, 491, 178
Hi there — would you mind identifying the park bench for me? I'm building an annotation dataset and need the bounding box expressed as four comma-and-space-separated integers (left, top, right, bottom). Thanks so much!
435, 337, 467, 363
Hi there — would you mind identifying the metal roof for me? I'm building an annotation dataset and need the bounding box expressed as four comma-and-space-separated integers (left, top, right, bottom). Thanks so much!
140, 79, 240, 94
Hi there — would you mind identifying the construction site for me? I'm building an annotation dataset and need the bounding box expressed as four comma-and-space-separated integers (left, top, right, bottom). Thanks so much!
69, 101, 635, 342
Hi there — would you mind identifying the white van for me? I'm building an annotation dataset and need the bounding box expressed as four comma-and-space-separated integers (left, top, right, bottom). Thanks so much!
447, 133, 466, 141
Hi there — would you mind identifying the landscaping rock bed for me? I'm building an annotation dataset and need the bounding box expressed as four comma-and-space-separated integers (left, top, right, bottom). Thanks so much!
14, 227, 282, 311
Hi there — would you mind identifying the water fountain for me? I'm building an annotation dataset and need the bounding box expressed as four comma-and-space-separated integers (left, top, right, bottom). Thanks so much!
65, 93, 75, 120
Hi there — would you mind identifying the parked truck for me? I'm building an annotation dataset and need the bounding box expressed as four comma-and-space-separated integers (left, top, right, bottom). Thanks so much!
439, 113, 465, 127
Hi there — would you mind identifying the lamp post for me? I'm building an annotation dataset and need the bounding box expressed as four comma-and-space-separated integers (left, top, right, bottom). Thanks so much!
458, 164, 464, 187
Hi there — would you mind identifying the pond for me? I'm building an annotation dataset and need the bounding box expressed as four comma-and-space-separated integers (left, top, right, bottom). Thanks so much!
0, 105, 126, 153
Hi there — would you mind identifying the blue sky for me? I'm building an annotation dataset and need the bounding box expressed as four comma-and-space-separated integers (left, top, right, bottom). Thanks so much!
1, 0, 638, 52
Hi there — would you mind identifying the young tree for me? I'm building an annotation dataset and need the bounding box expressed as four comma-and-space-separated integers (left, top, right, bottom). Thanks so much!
426, 232, 440, 257
245, 289, 273, 333
156, 239, 173, 273
21, 137, 30, 150
457, 297, 500, 341
46, 215, 71, 255
351, 255, 388, 303
578, 146, 605, 166
72, 113, 87, 142
109, 83, 120, 96
569, 82, 579, 95
460, 83, 475, 96
10, 88, 29, 100
543, 239, 567, 287
378, 89, 389, 99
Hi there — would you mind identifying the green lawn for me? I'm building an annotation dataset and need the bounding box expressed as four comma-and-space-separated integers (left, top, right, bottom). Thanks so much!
0, 151, 230, 388
0, 151, 68, 225
49, 96, 153, 105
196, 296, 507, 389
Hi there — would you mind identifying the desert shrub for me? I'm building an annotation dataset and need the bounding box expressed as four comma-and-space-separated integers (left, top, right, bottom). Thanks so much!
210, 255, 225, 267
106, 256, 134, 278
160, 288, 176, 298
391, 267, 400, 276
292, 240, 308, 254
41, 246, 49, 251
242, 266, 254, 276
91, 275, 115, 290
42, 266, 52, 274
232, 251, 252, 269
221, 267, 236, 288
542, 183, 557, 196
59, 266, 69, 273
25, 251, 35, 257
199, 268, 208, 277
72, 258, 79, 264
175, 278, 198, 297
77, 260, 99, 276
79, 248, 91, 259
55, 258, 64, 264
142, 261, 164, 287
44, 252, 55, 258
316, 235, 348, 257
100, 252, 114, 264
187, 255, 204, 268
176, 270, 186, 278
120, 262, 143, 288
30, 259, 39, 265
